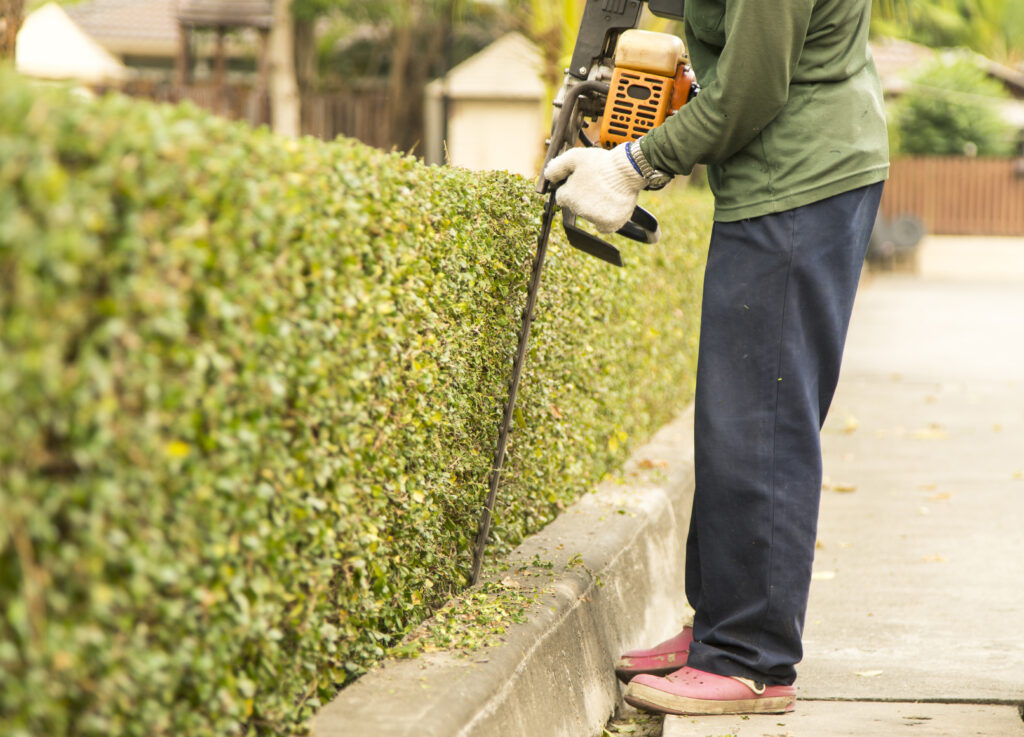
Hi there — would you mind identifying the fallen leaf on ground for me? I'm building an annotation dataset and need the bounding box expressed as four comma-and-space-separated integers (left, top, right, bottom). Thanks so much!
875, 426, 908, 439
855, 670, 884, 677
927, 492, 951, 501
911, 424, 948, 440
637, 458, 668, 469
831, 481, 858, 493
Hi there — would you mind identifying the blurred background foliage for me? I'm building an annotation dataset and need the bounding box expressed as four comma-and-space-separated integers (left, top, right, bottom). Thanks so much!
872, 0, 1024, 64
8, 0, 1022, 156
296, 0, 1024, 154
889, 55, 1017, 156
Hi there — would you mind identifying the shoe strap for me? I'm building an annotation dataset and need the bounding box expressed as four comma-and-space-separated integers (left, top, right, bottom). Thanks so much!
730, 676, 766, 695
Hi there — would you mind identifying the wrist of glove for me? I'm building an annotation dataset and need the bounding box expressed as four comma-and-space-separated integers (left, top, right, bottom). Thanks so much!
542, 143, 646, 234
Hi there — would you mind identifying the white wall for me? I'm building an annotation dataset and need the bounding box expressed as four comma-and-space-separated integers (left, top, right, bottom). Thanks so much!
446, 98, 545, 178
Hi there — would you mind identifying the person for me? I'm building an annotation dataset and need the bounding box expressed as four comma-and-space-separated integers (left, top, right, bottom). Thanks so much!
543, 0, 889, 717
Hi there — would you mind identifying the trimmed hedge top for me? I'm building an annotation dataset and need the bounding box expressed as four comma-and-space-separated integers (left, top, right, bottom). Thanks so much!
0, 69, 710, 736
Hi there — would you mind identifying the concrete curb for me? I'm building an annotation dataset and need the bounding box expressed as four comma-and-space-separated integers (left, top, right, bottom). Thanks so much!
313, 406, 696, 737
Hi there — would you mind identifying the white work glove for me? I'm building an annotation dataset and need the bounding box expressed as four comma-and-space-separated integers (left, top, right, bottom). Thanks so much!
543, 143, 644, 234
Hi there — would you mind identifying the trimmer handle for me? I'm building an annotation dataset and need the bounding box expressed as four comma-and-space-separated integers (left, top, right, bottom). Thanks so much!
562, 204, 661, 268
617, 205, 660, 244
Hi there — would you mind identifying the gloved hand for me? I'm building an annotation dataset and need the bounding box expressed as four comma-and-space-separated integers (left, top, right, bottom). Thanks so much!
543, 143, 645, 234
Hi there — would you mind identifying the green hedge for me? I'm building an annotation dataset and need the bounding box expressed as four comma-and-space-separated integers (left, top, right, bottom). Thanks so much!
0, 69, 710, 737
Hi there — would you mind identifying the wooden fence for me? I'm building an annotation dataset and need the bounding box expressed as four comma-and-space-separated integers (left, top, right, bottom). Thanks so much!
881, 156, 1024, 236
300, 90, 391, 148
124, 82, 392, 149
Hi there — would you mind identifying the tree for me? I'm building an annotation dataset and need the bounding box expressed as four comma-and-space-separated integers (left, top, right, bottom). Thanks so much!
890, 55, 1016, 156
1, 0, 25, 59
269, 0, 301, 137
293, 0, 491, 152
519, 0, 581, 91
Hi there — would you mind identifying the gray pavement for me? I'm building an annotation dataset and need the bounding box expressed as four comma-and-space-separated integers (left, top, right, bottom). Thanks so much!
666, 250, 1024, 735
804, 274, 1024, 704
664, 703, 1024, 737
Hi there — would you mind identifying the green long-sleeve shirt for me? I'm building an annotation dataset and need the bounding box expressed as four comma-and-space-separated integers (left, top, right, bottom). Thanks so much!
639, 0, 890, 221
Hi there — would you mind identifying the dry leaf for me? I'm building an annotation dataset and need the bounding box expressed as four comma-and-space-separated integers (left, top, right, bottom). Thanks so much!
832, 481, 858, 493
638, 458, 668, 470
911, 424, 948, 440
855, 670, 884, 678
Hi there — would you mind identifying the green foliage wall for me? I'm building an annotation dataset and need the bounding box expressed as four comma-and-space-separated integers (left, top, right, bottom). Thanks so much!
890, 55, 1017, 157
0, 69, 710, 736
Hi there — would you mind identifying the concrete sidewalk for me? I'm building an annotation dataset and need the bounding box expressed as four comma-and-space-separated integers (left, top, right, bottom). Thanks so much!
666, 267, 1024, 735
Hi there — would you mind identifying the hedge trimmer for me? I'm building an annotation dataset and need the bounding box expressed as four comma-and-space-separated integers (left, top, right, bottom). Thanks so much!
470, 0, 697, 584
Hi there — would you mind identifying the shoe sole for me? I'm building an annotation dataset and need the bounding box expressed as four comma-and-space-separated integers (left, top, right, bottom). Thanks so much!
624, 682, 795, 716
614, 665, 681, 684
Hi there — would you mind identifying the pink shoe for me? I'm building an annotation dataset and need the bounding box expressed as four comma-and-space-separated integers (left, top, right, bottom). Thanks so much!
624, 666, 796, 715
614, 627, 693, 683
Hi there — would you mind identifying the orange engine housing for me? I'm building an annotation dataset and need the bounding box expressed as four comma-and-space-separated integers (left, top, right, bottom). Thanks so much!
599, 67, 673, 148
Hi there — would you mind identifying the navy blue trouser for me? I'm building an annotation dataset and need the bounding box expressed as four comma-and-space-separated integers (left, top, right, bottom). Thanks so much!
684, 182, 884, 686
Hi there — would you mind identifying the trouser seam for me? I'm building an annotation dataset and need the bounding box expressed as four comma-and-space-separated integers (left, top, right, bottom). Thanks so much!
752, 208, 798, 671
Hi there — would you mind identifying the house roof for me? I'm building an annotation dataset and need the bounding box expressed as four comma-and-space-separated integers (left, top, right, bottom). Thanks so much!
871, 36, 1024, 100
16, 2, 128, 84
974, 55, 1024, 100
870, 37, 936, 95
431, 32, 545, 100
59, 0, 273, 59
176, 0, 273, 29
870, 37, 1024, 129
64, 0, 178, 57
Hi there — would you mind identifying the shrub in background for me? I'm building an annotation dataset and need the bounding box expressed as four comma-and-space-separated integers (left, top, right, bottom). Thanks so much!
890, 54, 1017, 157
0, 69, 710, 736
